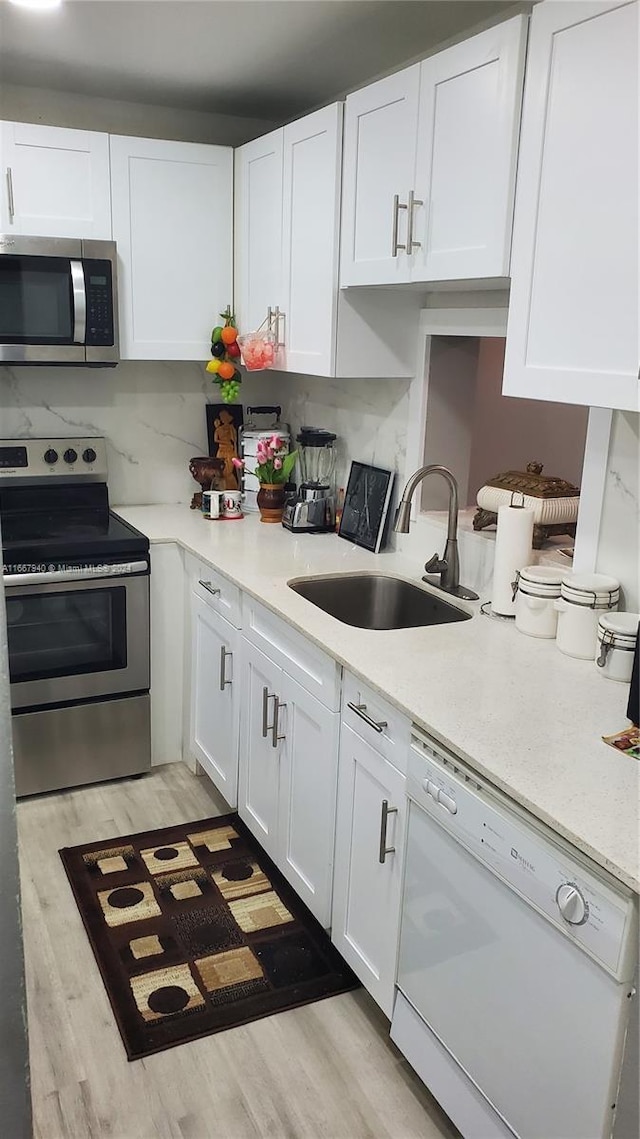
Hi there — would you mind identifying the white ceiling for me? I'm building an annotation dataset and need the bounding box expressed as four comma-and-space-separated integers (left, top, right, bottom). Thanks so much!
0, 0, 517, 122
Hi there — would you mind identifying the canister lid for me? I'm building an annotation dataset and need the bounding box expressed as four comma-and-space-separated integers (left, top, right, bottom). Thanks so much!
597, 612, 640, 640
519, 565, 564, 586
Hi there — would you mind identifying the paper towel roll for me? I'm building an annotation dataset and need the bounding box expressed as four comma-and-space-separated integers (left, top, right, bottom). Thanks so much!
491, 503, 534, 616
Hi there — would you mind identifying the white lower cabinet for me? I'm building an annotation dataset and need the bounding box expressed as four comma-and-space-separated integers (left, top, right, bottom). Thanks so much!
332, 721, 406, 1018
238, 637, 339, 926
189, 591, 240, 807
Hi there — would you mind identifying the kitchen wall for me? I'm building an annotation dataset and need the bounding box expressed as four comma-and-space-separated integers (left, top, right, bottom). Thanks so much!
596, 410, 639, 611
0, 363, 279, 506
270, 373, 412, 499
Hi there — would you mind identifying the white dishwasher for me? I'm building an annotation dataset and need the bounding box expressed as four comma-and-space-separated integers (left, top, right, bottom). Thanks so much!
391, 730, 638, 1139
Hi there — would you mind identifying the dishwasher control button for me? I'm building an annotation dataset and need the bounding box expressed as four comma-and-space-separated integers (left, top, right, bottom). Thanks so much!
437, 790, 458, 814
556, 883, 588, 925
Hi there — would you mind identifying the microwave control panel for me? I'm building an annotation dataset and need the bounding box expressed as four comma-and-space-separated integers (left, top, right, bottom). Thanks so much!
85, 260, 115, 346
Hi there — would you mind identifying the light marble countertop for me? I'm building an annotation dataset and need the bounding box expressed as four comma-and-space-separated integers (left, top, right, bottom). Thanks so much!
116, 504, 640, 893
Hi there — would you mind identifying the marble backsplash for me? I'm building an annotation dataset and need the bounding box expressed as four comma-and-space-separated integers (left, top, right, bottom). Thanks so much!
0, 362, 279, 506
596, 410, 639, 611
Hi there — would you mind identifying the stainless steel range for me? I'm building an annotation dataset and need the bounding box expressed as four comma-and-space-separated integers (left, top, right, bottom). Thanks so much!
0, 437, 150, 796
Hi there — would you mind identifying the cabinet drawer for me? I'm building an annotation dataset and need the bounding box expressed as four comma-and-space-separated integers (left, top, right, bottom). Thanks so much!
342, 671, 410, 773
186, 554, 242, 629
241, 595, 341, 710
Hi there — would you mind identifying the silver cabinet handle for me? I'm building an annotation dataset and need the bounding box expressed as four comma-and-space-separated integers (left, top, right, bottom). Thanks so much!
407, 189, 423, 252
347, 701, 388, 734
199, 580, 220, 598
271, 696, 286, 748
262, 686, 276, 738
379, 799, 398, 864
6, 167, 15, 222
272, 305, 285, 348
219, 645, 232, 691
391, 193, 407, 256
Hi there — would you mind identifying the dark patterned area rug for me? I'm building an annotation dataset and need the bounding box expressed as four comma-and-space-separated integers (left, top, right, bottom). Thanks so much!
60, 812, 358, 1060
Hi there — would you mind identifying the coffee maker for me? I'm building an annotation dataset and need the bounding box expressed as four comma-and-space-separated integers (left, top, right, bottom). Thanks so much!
282, 428, 337, 533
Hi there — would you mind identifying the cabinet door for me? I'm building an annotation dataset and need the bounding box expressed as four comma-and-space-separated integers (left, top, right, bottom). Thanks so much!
412, 16, 527, 282
238, 639, 282, 863
0, 122, 111, 238
110, 135, 233, 360
331, 723, 406, 1017
280, 104, 342, 376
150, 543, 184, 767
234, 128, 283, 336
277, 672, 340, 926
340, 66, 420, 286
503, 0, 639, 411
189, 595, 239, 806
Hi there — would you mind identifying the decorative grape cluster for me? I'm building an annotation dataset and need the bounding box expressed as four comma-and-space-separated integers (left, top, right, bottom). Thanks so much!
205, 307, 242, 404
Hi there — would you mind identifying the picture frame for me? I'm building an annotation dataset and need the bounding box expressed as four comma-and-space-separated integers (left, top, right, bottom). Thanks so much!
206, 403, 244, 491
338, 461, 395, 553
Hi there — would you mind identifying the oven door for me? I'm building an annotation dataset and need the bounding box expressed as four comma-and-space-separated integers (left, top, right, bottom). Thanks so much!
5, 568, 149, 710
0, 236, 87, 364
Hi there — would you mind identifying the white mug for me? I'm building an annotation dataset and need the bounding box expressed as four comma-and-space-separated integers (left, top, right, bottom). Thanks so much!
222, 490, 243, 520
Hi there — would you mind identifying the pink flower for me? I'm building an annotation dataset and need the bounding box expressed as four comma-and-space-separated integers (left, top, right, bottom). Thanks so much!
273, 456, 283, 470
231, 457, 244, 469
270, 434, 283, 451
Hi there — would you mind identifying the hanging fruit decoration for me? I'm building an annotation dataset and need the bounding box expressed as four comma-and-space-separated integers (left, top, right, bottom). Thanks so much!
205, 307, 242, 403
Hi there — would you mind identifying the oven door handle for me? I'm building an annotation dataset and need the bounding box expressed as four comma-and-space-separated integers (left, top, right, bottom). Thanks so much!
3, 560, 148, 587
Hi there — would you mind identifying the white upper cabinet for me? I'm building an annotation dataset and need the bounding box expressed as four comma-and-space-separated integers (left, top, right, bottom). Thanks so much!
110, 135, 233, 360
412, 17, 526, 281
0, 122, 111, 239
234, 128, 283, 337
280, 103, 342, 376
503, 0, 639, 412
340, 66, 420, 286
340, 16, 526, 287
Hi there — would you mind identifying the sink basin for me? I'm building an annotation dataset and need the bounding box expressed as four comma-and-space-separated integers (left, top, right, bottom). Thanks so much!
288, 573, 471, 630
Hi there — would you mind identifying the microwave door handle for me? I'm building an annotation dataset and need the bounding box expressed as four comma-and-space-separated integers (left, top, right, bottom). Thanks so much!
70, 260, 86, 344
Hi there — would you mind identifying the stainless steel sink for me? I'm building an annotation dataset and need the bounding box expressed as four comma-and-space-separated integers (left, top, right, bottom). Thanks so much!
288, 573, 472, 630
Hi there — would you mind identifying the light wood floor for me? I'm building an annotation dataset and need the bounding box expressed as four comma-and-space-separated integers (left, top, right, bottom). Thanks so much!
18, 762, 458, 1139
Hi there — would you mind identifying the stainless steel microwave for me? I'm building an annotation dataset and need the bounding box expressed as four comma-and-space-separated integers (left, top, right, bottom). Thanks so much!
0, 235, 119, 366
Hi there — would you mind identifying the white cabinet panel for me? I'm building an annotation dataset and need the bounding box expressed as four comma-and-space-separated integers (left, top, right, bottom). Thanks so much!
150, 543, 184, 767
110, 135, 233, 360
281, 104, 342, 376
238, 639, 281, 863
413, 16, 526, 281
190, 595, 239, 807
503, 0, 639, 410
1, 122, 111, 239
234, 128, 283, 336
278, 673, 339, 926
332, 723, 406, 1017
340, 66, 420, 286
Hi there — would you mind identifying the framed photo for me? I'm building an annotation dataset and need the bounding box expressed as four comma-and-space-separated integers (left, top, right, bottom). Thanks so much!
338, 461, 395, 553
206, 404, 243, 491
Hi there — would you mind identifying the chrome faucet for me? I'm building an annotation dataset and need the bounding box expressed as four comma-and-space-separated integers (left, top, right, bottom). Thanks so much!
393, 464, 479, 600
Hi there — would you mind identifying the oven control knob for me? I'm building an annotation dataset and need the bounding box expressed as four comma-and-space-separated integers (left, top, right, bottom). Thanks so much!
44, 448, 58, 465
556, 883, 588, 925
63, 448, 78, 465
82, 447, 97, 464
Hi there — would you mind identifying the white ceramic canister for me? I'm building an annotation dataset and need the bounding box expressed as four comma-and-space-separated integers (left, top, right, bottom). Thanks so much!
514, 565, 564, 639
595, 613, 640, 682
555, 573, 620, 660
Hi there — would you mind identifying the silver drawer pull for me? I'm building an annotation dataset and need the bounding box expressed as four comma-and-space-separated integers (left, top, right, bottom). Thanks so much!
272, 696, 286, 748
199, 580, 220, 598
347, 701, 388, 734
379, 799, 398, 864
219, 645, 232, 691
6, 167, 15, 221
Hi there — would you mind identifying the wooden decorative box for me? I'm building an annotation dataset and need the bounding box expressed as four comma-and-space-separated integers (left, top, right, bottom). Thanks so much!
473, 461, 580, 549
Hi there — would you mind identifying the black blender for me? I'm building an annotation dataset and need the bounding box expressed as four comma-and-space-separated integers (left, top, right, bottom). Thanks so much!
282, 428, 337, 533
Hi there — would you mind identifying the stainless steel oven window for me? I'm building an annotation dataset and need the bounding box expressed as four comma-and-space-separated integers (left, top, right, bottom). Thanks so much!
6, 573, 149, 710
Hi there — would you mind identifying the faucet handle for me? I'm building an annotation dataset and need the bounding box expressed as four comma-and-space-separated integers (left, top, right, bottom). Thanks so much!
424, 552, 447, 576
